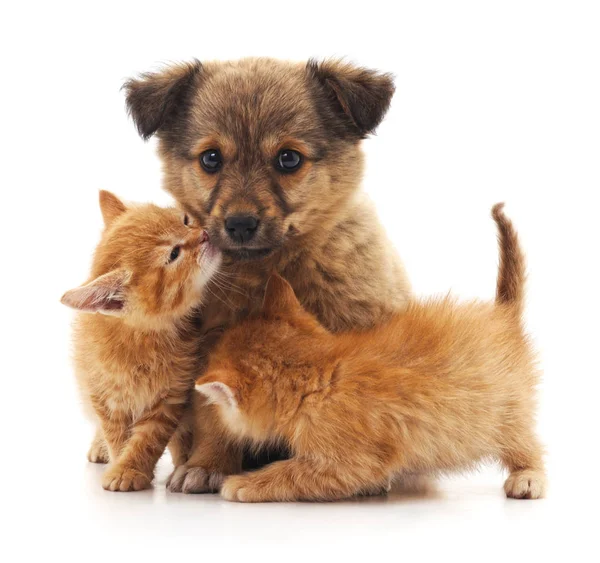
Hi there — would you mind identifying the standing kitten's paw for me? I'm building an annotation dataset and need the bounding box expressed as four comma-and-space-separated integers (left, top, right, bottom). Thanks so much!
504, 470, 547, 499
102, 466, 151, 492
166, 465, 225, 494
87, 441, 109, 464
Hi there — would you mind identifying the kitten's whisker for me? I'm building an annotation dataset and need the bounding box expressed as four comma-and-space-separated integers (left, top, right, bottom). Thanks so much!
211, 275, 247, 296
204, 283, 235, 311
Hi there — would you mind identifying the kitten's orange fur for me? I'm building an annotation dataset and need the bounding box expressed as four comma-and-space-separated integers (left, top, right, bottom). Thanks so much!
197, 204, 546, 502
61, 191, 221, 491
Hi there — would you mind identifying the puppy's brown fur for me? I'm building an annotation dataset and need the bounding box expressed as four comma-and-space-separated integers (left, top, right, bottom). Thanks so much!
196, 205, 546, 502
124, 58, 411, 492
61, 192, 221, 491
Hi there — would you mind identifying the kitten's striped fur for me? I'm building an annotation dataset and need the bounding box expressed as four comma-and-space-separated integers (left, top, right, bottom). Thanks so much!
62, 191, 220, 491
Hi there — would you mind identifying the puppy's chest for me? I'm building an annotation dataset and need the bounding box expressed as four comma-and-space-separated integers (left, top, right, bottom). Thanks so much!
200, 252, 367, 332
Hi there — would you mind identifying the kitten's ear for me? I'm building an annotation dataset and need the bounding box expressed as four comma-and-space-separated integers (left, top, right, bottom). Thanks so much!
61, 269, 131, 315
99, 190, 127, 227
123, 60, 203, 140
262, 274, 302, 317
307, 59, 395, 139
196, 377, 238, 410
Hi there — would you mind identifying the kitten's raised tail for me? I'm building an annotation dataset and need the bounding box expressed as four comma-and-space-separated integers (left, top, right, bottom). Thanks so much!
492, 203, 525, 316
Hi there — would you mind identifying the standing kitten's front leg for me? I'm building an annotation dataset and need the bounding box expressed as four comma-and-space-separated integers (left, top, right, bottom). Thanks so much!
102, 401, 185, 492
221, 457, 384, 502
502, 431, 547, 500
98, 416, 130, 464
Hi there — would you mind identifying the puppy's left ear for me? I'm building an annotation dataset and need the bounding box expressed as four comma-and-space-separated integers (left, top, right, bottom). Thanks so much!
307, 59, 395, 139
262, 273, 302, 318
123, 60, 203, 140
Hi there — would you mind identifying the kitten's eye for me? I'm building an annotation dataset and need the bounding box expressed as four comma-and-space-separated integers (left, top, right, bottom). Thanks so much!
275, 149, 302, 173
200, 149, 223, 173
169, 246, 181, 263
183, 214, 190, 226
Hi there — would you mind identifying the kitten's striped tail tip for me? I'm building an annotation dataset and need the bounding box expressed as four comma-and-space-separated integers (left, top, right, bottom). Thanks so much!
491, 202, 525, 315
491, 202, 506, 220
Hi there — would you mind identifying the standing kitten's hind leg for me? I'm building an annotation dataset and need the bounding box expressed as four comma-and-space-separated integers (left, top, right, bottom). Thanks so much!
87, 428, 109, 464
504, 469, 547, 499
502, 432, 547, 500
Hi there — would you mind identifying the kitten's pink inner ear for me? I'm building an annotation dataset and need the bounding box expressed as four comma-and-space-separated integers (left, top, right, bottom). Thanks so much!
60, 269, 129, 314
195, 382, 237, 409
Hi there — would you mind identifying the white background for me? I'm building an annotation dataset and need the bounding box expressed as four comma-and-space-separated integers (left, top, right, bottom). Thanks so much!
2, 1, 599, 561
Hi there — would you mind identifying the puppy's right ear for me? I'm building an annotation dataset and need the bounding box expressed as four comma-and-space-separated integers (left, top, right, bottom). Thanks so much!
99, 190, 126, 227
123, 60, 203, 140
307, 59, 395, 139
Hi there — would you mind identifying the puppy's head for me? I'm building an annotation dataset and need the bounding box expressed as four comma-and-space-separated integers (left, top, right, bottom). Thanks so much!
124, 58, 394, 262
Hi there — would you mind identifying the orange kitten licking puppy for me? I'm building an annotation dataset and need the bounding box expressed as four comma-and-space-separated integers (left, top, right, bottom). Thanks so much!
61, 191, 221, 491
197, 204, 546, 502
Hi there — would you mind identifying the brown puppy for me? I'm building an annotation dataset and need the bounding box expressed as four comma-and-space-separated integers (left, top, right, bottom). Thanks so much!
124, 58, 411, 493
196, 205, 546, 502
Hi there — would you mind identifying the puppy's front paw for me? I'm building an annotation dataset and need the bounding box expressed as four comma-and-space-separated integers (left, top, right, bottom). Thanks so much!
504, 470, 546, 499
102, 466, 151, 492
166, 465, 226, 494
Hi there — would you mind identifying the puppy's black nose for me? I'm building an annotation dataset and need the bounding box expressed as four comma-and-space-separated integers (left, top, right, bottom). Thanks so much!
225, 216, 259, 243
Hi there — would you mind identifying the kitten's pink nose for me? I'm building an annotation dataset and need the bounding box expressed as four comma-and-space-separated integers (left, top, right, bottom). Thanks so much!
200, 230, 209, 243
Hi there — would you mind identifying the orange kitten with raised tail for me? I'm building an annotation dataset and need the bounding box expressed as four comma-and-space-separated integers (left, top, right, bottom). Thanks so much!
197, 204, 546, 502
61, 191, 221, 491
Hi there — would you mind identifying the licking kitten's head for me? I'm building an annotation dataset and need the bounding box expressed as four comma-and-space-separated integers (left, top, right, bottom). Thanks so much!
61, 191, 221, 327
195, 274, 326, 439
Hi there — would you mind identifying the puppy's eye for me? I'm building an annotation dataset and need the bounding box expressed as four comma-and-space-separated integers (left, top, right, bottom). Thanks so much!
200, 149, 223, 173
169, 246, 181, 263
275, 149, 302, 173
183, 214, 190, 226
